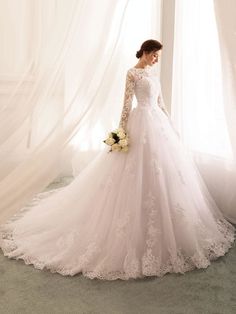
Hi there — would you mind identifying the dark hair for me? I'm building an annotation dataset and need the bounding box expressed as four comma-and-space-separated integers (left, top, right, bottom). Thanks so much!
136, 39, 163, 58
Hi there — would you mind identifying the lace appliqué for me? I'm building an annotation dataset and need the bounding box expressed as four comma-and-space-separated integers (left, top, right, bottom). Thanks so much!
0, 214, 235, 280
174, 202, 187, 218
151, 158, 161, 175
157, 86, 168, 113
124, 249, 140, 277
118, 70, 135, 131
115, 211, 130, 238
142, 191, 162, 275
0, 172, 235, 281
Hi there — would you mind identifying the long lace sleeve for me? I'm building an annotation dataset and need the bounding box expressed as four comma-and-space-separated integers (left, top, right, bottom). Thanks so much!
158, 84, 181, 138
157, 85, 169, 117
118, 70, 135, 131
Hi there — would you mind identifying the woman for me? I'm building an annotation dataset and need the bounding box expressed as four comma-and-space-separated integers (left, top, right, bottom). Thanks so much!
0, 39, 235, 280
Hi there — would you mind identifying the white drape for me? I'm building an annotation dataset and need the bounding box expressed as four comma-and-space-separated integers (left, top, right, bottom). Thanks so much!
172, 0, 236, 222
0, 0, 162, 223
213, 0, 236, 222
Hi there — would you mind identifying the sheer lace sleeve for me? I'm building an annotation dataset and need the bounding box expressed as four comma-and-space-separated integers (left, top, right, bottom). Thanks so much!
118, 69, 135, 131
157, 84, 169, 117
158, 84, 180, 138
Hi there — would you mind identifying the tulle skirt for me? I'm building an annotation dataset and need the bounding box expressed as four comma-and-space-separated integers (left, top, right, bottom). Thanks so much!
0, 104, 235, 280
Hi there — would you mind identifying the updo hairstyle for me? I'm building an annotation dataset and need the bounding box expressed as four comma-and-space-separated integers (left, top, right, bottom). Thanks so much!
136, 39, 163, 58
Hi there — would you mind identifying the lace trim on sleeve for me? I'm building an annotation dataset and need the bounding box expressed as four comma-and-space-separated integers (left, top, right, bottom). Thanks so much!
118, 70, 135, 131
157, 84, 169, 116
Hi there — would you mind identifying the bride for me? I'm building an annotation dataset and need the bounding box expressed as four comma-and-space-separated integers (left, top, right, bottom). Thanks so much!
0, 39, 235, 280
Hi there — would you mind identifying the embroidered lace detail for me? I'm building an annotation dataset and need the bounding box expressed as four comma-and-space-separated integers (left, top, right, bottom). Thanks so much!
142, 249, 161, 275
116, 211, 130, 238
151, 158, 161, 175
118, 66, 170, 132
142, 191, 162, 275
0, 214, 234, 280
157, 83, 168, 115
118, 69, 135, 131
174, 202, 186, 218
123, 249, 140, 277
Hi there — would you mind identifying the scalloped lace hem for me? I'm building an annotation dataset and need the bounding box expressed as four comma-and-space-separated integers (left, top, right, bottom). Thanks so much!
0, 220, 235, 281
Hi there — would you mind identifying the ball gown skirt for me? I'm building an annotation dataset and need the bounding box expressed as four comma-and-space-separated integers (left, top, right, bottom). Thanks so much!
0, 67, 235, 280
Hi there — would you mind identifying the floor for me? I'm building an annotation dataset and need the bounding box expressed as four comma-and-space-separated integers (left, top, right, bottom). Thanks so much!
0, 248, 236, 314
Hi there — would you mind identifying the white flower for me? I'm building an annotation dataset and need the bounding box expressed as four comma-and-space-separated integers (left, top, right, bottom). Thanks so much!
111, 143, 122, 151
114, 127, 125, 134
105, 137, 115, 146
117, 131, 126, 139
119, 139, 128, 147
121, 146, 129, 152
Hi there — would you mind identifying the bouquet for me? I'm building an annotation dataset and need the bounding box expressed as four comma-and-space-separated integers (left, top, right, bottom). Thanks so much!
103, 127, 129, 152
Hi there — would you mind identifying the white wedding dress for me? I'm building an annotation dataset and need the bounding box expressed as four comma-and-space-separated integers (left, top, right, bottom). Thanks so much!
0, 65, 235, 280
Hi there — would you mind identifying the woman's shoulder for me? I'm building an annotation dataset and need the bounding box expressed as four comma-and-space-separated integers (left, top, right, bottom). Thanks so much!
124, 67, 136, 81
126, 66, 148, 77
126, 65, 158, 79
126, 67, 136, 74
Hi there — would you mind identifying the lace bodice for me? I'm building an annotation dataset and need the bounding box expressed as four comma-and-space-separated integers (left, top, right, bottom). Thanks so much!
118, 66, 167, 130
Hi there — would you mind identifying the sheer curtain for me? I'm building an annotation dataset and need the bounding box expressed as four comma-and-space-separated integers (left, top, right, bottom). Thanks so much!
172, 0, 236, 222
0, 0, 162, 223
213, 0, 236, 222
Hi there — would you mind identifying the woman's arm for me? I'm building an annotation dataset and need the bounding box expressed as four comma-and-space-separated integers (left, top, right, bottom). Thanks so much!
157, 86, 170, 118
157, 86, 181, 138
118, 70, 135, 131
